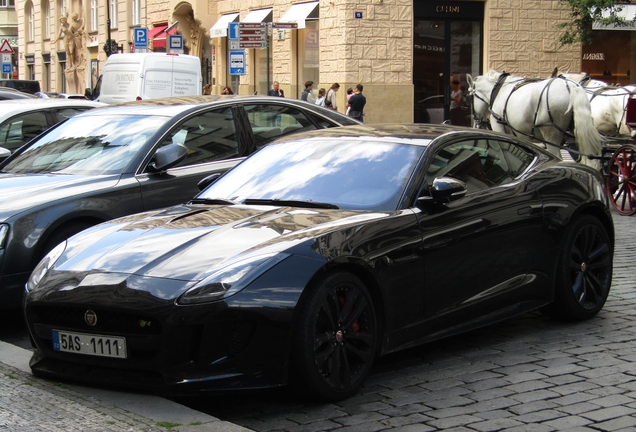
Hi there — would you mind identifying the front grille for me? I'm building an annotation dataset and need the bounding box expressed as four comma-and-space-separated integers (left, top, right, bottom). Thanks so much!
29, 305, 161, 336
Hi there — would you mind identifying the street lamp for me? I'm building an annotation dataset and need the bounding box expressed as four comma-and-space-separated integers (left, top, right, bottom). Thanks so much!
103, 0, 121, 56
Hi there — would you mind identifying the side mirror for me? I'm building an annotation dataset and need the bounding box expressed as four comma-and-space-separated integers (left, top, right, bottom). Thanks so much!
0, 147, 10, 162
419, 176, 467, 204
147, 143, 187, 173
197, 173, 222, 191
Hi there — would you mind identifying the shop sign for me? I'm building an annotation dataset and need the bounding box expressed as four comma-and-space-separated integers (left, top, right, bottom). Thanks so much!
582, 53, 605, 60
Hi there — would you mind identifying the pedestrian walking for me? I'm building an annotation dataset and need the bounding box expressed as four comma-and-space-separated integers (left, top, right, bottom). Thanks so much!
202, 84, 212, 95
347, 84, 366, 122
315, 88, 326, 106
326, 83, 340, 111
268, 81, 284, 97
301, 80, 316, 104
221, 86, 233, 95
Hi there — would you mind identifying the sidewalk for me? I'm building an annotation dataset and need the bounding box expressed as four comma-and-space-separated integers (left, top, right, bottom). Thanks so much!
0, 341, 251, 432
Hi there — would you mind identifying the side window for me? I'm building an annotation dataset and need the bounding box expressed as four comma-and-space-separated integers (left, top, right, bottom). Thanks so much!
499, 140, 535, 177
0, 112, 48, 152
425, 139, 513, 193
157, 108, 239, 169
243, 104, 317, 148
54, 107, 91, 122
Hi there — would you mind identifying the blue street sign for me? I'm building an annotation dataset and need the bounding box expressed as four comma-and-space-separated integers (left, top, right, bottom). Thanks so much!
229, 22, 239, 41
1, 64, 11, 74
134, 27, 148, 48
229, 50, 246, 75
169, 35, 184, 50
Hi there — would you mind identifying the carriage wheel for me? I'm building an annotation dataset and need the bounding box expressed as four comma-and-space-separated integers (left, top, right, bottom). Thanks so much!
606, 145, 636, 215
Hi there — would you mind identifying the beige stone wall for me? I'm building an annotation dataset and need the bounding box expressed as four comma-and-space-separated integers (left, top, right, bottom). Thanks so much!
16, 0, 586, 122
486, 0, 581, 78
212, 0, 413, 123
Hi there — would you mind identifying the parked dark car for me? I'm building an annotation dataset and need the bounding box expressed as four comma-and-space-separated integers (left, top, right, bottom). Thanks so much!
0, 95, 359, 309
23, 124, 614, 401
0, 79, 41, 94
0, 99, 104, 154
0, 88, 38, 101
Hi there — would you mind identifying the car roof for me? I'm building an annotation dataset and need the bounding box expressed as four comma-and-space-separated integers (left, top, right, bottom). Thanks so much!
78, 95, 353, 118
272, 123, 546, 149
276, 123, 469, 143
0, 99, 105, 117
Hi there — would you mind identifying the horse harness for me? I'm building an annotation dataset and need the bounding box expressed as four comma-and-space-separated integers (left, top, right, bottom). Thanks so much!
486, 74, 575, 147
585, 84, 636, 138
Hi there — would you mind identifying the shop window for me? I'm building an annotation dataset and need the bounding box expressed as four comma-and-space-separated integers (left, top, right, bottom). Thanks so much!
297, 20, 319, 100
582, 30, 633, 86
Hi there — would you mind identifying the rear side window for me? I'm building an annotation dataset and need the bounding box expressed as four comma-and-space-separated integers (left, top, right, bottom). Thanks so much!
159, 108, 240, 168
0, 112, 48, 152
498, 140, 535, 177
243, 104, 317, 148
54, 107, 93, 122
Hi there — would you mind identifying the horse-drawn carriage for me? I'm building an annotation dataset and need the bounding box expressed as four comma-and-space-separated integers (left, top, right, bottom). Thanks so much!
467, 70, 636, 215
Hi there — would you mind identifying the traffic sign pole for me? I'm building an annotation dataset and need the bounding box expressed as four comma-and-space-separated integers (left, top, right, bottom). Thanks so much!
0, 39, 14, 79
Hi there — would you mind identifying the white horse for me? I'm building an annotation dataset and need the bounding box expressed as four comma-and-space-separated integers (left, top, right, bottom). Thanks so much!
558, 73, 636, 137
467, 70, 603, 168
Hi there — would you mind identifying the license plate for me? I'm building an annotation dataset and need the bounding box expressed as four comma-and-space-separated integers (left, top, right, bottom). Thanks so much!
52, 329, 127, 359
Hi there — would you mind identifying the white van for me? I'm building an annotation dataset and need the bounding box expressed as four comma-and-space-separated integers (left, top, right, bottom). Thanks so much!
95, 53, 202, 104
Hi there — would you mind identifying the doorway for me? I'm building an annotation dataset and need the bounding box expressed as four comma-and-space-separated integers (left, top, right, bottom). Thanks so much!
413, 2, 483, 125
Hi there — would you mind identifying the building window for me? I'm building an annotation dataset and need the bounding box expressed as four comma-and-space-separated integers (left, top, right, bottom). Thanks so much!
131, 0, 140, 26
90, 0, 97, 31
297, 20, 319, 99
0, 0, 15, 7
26, 2, 35, 42
109, 0, 118, 28
42, 0, 51, 40
57, 0, 64, 20
43, 62, 50, 91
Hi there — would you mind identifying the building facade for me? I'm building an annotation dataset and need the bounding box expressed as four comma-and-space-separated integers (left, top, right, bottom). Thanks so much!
14, 0, 619, 123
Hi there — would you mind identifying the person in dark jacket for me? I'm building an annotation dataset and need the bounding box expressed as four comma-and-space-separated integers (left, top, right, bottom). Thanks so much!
300, 80, 315, 103
347, 84, 366, 122
268, 81, 284, 97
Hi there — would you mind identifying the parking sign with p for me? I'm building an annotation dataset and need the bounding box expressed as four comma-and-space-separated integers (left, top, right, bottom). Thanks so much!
134, 27, 148, 52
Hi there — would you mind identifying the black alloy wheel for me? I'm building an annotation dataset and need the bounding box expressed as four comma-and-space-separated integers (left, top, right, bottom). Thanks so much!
291, 272, 377, 401
549, 215, 613, 320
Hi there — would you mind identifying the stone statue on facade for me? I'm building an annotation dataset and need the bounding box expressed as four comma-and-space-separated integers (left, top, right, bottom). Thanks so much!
52, 11, 87, 94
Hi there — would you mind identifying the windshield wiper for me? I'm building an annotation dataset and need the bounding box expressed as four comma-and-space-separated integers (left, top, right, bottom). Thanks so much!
242, 199, 339, 209
189, 197, 236, 205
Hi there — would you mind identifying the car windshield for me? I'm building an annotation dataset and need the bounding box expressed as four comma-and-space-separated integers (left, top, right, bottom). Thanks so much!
198, 138, 426, 211
1, 114, 169, 175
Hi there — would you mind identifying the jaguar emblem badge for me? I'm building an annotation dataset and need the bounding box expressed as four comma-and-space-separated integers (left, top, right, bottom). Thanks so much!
84, 310, 97, 326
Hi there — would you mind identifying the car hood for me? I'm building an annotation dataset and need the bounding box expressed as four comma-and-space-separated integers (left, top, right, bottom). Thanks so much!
55, 204, 392, 282
0, 172, 120, 220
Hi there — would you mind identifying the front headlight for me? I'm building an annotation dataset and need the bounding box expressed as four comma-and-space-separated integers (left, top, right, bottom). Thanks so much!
25, 241, 67, 293
0, 224, 8, 249
178, 252, 290, 305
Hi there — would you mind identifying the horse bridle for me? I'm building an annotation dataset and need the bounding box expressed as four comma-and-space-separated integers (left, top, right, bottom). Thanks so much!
469, 72, 510, 129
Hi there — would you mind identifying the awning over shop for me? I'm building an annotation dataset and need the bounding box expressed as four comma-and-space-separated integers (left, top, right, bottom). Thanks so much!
243, 8, 273, 23
210, 12, 240, 38
279, 2, 319, 29
149, 24, 168, 48
593, 5, 636, 30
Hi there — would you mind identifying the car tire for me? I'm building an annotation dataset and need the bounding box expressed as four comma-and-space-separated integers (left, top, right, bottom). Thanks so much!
547, 215, 612, 321
290, 271, 377, 401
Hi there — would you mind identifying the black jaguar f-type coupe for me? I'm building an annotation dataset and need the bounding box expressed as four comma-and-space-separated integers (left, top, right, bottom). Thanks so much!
24, 124, 614, 401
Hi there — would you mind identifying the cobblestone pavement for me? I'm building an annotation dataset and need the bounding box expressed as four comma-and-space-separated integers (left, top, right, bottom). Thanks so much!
188, 211, 636, 432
